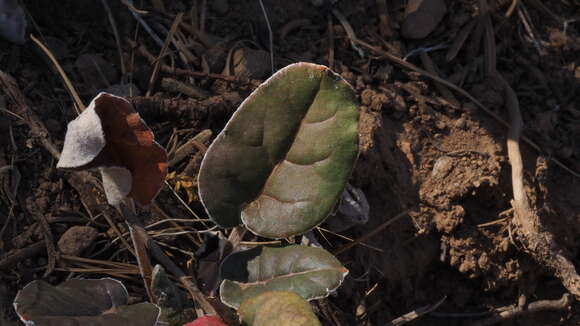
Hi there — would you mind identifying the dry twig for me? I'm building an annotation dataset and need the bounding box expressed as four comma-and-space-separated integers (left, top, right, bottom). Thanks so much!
469, 293, 572, 326
30, 34, 85, 112
334, 209, 411, 255
386, 296, 446, 326
146, 12, 184, 96
100, 0, 127, 77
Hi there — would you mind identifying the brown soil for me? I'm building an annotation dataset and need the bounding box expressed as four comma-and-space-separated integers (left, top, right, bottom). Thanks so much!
1, 0, 580, 325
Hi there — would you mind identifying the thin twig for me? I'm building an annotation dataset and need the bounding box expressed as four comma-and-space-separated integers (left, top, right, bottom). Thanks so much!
469, 293, 572, 326
316, 226, 384, 252
123, 0, 165, 47
100, 0, 127, 77
258, 0, 274, 74
168, 129, 211, 167
505, 0, 519, 17
334, 209, 411, 255
29, 34, 85, 113
145, 218, 212, 229
501, 75, 580, 298
146, 12, 184, 96
129, 39, 260, 86
332, 8, 365, 57
120, 204, 217, 315
419, 52, 459, 107
103, 212, 136, 256
386, 296, 446, 326
119, 202, 155, 302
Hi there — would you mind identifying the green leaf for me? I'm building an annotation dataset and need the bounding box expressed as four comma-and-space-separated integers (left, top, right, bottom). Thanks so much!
198, 62, 359, 238
239, 291, 321, 326
219, 245, 348, 308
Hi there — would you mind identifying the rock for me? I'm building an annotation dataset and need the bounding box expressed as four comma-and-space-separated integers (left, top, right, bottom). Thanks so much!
57, 226, 98, 256
431, 156, 454, 180
232, 47, 271, 80
401, 0, 447, 39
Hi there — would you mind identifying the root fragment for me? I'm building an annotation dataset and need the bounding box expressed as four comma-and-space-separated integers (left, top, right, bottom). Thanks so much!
501, 76, 580, 299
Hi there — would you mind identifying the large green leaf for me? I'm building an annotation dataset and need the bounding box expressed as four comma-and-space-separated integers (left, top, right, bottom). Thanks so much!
219, 245, 348, 308
239, 291, 321, 326
198, 62, 359, 238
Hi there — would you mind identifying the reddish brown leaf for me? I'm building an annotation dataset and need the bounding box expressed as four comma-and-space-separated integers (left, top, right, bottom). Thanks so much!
58, 92, 167, 205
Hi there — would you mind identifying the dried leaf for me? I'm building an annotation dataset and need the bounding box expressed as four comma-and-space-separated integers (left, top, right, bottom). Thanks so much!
199, 63, 359, 238
219, 245, 348, 308
167, 172, 197, 203
239, 291, 321, 326
57, 92, 168, 205
13, 278, 160, 326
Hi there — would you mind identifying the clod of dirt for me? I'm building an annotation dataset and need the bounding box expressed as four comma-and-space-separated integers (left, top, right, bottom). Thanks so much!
360, 88, 391, 112
57, 225, 98, 256
401, 0, 447, 39
232, 47, 271, 80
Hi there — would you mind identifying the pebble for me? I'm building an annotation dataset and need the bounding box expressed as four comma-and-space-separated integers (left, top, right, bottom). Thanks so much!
431, 156, 453, 179
58, 226, 99, 256
233, 47, 271, 80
